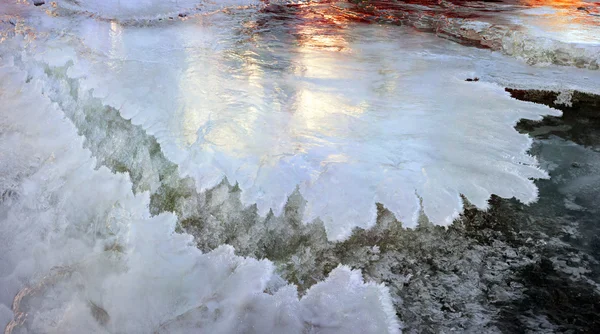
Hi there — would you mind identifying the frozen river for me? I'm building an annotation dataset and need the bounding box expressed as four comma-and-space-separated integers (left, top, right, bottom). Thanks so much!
1, 0, 599, 333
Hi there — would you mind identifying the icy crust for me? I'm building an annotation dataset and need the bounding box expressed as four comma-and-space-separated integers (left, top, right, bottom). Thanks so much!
511, 6, 600, 46
0, 61, 400, 333
1, 12, 598, 331
340, 1, 600, 70
38, 17, 567, 240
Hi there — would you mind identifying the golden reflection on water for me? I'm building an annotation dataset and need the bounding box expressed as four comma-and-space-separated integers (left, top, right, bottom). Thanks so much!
292, 3, 351, 52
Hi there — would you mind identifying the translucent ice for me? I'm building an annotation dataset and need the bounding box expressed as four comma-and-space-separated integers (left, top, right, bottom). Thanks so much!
0, 60, 399, 333
1, 1, 599, 332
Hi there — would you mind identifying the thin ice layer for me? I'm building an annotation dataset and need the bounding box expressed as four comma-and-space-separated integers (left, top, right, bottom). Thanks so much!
337, 0, 600, 69
0, 60, 399, 333
44, 15, 569, 239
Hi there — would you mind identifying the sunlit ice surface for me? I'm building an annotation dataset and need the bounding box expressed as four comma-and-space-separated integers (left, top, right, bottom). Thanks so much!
513, 0, 600, 45
41, 1, 600, 240
51, 0, 263, 20
0, 0, 599, 333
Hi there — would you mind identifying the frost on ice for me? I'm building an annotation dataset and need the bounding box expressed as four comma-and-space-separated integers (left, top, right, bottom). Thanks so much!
53, 12, 567, 239
0, 61, 399, 333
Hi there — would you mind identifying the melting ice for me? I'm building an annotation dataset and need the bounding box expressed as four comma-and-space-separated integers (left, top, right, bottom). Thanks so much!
1, 0, 599, 333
